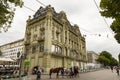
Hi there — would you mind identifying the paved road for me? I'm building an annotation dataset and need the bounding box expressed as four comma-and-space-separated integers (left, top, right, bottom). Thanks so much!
27, 69, 120, 80
80, 69, 120, 80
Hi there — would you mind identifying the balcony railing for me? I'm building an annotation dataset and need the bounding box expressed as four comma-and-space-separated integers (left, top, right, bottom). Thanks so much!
56, 29, 60, 34
37, 36, 45, 41
40, 26, 45, 31
27, 31, 31, 35
24, 40, 30, 45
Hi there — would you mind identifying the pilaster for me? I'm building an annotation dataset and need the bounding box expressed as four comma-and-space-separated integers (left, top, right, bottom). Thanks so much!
44, 5, 53, 53
43, 54, 51, 72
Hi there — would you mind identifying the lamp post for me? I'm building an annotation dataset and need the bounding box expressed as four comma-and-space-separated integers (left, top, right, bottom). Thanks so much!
19, 55, 22, 80
19, 52, 28, 80
10, 52, 25, 80
18, 53, 25, 80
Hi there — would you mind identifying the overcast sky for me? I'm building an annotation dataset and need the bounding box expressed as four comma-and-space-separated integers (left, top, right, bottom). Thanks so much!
0, 0, 120, 59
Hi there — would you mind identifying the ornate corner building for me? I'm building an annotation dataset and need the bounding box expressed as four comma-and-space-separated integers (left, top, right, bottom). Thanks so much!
24, 5, 87, 72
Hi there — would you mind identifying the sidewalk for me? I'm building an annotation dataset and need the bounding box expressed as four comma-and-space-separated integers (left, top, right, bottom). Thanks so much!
2, 69, 120, 80
27, 73, 62, 80
27, 69, 120, 80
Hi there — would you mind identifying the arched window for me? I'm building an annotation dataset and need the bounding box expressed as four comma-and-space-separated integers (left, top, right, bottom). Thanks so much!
51, 45, 62, 54
58, 46, 62, 54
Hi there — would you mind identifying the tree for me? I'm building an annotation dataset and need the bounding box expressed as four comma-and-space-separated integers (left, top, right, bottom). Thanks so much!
110, 57, 118, 66
118, 53, 120, 64
0, 0, 23, 32
99, 51, 112, 59
97, 55, 110, 66
100, 0, 120, 43
97, 51, 118, 66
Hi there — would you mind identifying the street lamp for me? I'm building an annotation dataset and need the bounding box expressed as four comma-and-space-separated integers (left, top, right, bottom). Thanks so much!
10, 52, 25, 80
15, 51, 24, 80
18, 54, 23, 80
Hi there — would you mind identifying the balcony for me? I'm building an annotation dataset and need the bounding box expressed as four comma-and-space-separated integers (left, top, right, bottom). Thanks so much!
24, 40, 30, 45
51, 52, 64, 57
27, 31, 31, 35
56, 29, 60, 34
37, 36, 45, 41
40, 26, 45, 31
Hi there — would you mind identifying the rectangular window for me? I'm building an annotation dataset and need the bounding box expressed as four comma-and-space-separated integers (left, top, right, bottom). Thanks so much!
52, 30, 54, 39
55, 46, 58, 53
40, 42, 44, 52
35, 26, 37, 31
33, 34, 37, 41
32, 45, 37, 53
26, 47, 29, 54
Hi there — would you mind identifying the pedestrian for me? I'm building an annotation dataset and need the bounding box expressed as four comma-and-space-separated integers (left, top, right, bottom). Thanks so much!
60, 67, 64, 78
36, 70, 41, 80
116, 66, 119, 76
110, 66, 114, 72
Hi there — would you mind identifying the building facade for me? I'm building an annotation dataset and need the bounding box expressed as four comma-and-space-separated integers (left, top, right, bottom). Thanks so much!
87, 51, 98, 64
0, 39, 24, 59
0, 39, 24, 67
87, 51, 102, 69
24, 5, 87, 72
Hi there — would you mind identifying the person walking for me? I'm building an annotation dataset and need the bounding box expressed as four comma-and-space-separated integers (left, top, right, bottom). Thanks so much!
116, 66, 119, 76
110, 66, 113, 72
36, 70, 41, 80
60, 67, 64, 78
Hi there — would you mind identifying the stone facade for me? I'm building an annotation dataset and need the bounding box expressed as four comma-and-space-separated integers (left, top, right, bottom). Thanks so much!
87, 51, 99, 64
24, 5, 87, 72
87, 51, 102, 69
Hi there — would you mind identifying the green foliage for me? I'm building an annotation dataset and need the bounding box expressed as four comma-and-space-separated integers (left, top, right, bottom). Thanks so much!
100, 0, 120, 43
0, 0, 23, 32
118, 53, 120, 63
100, 51, 112, 59
110, 57, 118, 66
97, 55, 110, 66
114, 33, 120, 43
97, 51, 118, 66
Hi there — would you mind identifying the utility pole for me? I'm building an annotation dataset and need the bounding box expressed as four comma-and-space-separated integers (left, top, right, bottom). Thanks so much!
19, 57, 22, 80
17, 52, 24, 80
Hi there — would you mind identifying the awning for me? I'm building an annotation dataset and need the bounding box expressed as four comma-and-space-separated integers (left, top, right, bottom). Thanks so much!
0, 57, 14, 62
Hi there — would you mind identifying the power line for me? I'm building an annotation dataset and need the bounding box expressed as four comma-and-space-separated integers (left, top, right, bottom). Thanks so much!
69, 21, 93, 33
93, 0, 100, 11
22, 1, 113, 39
80, 27, 93, 33
93, 0, 114, 34
23, 5, 36, 12
23, 1, 95, 35
36, 0, 46, 7
23, 0, 46, 12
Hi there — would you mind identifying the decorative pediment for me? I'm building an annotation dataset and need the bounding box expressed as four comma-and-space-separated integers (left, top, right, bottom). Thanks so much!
59, 11, 67, 21
33, 6, 46, 18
